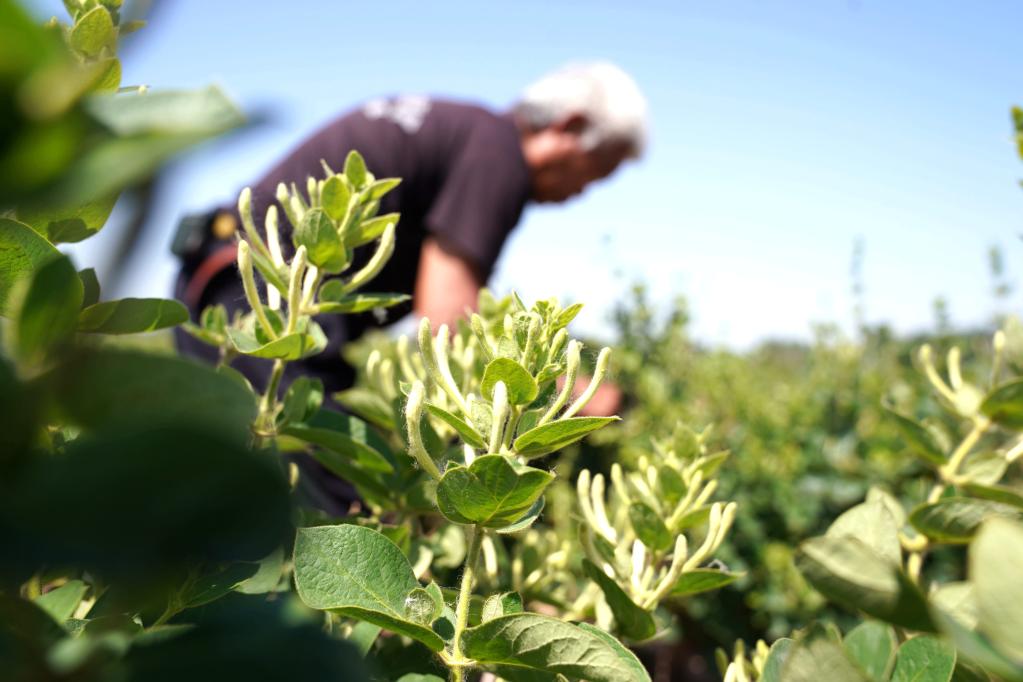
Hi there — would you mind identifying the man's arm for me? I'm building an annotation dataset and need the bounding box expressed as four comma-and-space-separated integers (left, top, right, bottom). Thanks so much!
413, 238, 481, 329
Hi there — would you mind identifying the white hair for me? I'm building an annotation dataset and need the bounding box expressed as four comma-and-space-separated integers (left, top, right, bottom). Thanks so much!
514, 61, 649, 157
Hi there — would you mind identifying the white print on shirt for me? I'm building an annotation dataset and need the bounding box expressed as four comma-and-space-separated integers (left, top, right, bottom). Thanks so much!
363, 95, 432, 134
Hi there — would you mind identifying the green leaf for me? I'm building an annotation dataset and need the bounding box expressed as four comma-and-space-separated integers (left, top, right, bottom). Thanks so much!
494, 497, 545, 534
962, 483, 1023, 509
294, 208, 347, 273
78, 268, 100, 308
0, 218, 61, 316
482, 592, 523, 623
784, 626, 869, 682
891, 636, 956, 682
828, 499, 902, 566
69, 6, 115, 57
885, 407, 947, 465
293, 420, 395, 472
51, 348, 258, 444
844, 621, 897, 682
981, 378, 1023, 429
335, 387, 397, 430
425, 404, 487, 449
344, 150, 368, 188
909, 498, 1023, 544
936, 609, 1023, 682
628, 503, 673, 551
347, 621, 382, 658
227, 323, 327, 360
34, 580, 88, 623
292, 524, 445, 652
181, 563, 260, 609
462, 614, 651, 682
482, 358, 539, 405
316, 292, 410, 314
320, 175, 351, 222
236, 548, 285, 595
553, 303, 584, 330
366, 178, 401, 201
16, 192, 119, 244
513, 416, 619, 458
931, 582, 978, 629
670, 569, 742, 597
77, 297, 187, 334
347, 213, 399, 247
971, 518, 1023, 662
797, 535, 935, 631
280, 377, 323, 427
959, 451, 1008, 486
672, 424, 701, 459
436, 454, 553, 527
14, 254, 82, 362
87, 86, 244, 138
582, 559, 656, 640
760, 638, 794, 682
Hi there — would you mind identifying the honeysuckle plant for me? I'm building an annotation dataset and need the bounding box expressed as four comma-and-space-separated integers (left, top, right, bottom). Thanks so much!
716, 329, 1023, 682
290, 296, 657, 682
184, 150, 407, 438
574, 423, 739, 641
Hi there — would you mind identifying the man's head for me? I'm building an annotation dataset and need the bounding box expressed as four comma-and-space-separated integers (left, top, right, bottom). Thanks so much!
513, 62, 648, 203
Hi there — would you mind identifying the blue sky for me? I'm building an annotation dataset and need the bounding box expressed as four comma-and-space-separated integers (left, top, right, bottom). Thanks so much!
30, 0, 1023, 346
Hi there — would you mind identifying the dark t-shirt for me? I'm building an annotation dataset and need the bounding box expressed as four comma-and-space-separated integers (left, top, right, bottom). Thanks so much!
176, 96, 531, 394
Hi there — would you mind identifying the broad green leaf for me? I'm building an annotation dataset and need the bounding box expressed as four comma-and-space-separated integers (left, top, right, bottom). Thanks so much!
971, 518, 1023, 662
335, 387, 397, 430
582, 559, 656, 641
695, 450, 730, 478
426, 404, 486, 449
51, 348, 258, 444
482, 592, 523, 623
344, 150, 368, 187
760, 638, 794, 682
86, 86, 244, 138
628, 503, 672, 552
910, 498, 1023, 544
34, 580, 87, 623
347, 213, 399, 247
227, 323, 327, 360
0, 218, 61, 316
885, 407, 946, 465
844, 621, 897, 681
891, 636, 956, 682
15, 254, 82, 362
292, 524, 445, 652
16, 192, 119, 244
69, 6, 115, 57
78, 268, 100, 308
513, 417, 619, 458
482, 358, 538, 405
317, 293, 410, 314
784, 626, 869, 682
962, 483, 1023, 509
797, 535, 935, 631
462, 613, 651, 682
981, 379, 1023, 429
673, 424, 700, 459
90, 57, 121, 92
867, 487, 908, 528
436, 454, 552, 527
395, 676, 444, 682
494, 497, 545, 534
77, 297, 187, 334
828, 499, 902, 566
670, 569, 742, 597
294, 208, 347, 273
280, 376, 324, 427
320, 175, 351, 221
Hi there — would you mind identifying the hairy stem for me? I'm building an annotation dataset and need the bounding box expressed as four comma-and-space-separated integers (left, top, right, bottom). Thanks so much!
450, 525, 484, 682
257, 359, 286, 441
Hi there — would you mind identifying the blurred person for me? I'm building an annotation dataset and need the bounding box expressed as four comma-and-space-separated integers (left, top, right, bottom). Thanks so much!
174, 62, 647, 399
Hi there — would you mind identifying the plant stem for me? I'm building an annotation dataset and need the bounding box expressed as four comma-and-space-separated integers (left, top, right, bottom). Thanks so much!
940, 416, 990, 482
450, 525, 484, 682
257, 359, 286, 441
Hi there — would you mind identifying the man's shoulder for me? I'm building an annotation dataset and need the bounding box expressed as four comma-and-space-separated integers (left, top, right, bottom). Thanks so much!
355, 95, 514, 140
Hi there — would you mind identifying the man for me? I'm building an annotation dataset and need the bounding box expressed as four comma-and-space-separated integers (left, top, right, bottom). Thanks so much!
175, 61, 648, 396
